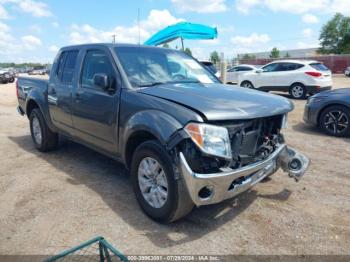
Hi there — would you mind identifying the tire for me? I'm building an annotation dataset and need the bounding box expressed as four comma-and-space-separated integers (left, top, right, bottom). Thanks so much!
319, 105, 350, 137
289, 83, 307, 99
130, 140, 194, 223
9, 77, 15, 83
29, 108, 58, 152
240, 81, 254, 89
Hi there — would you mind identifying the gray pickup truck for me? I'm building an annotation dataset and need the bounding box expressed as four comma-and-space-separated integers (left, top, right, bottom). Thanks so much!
17, 43, 309, 222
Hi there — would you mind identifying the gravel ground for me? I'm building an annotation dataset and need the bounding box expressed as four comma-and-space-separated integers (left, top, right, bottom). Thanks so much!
0, 74, 349, 256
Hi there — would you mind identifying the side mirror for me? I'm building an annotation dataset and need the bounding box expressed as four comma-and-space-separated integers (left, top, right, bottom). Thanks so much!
93, 73, 109, 90
256, 69, 263, 73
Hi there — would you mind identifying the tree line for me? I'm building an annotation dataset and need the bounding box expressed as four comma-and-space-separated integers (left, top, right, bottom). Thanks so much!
209, 12, 350, 63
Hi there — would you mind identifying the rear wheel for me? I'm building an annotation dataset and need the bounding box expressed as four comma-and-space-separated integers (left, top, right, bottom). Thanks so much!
130, 140, 194, 223
319, 105, 350, 137
29, 108, 58, 151
289, 83, 306, 99
240, 81, 254, 89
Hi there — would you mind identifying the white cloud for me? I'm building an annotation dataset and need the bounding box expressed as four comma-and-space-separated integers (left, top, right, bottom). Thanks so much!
49, 45, 59, 52
235, 0, 259, 14
0, 5, 9, 19
69, 9, 184, 44
21, 35, 42, 49
51, 22, 59, 28
0, 0, 52, 17
171, 0, 227, 13
297, 41, 320, 48
302, 28, 313, 38
231, 33, 270, 46
302, 14, 319, 24
235, 0, 350, 15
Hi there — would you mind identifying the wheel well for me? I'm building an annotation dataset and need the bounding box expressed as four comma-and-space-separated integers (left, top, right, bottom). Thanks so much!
290, 82, 305, 88
26, 100, 39, 118
125, 131, 158, 169
317, 103, 350, 125
240, 80, 252, 86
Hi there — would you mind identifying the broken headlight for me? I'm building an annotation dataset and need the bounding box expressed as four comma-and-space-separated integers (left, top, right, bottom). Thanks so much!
184, 123, 232, 159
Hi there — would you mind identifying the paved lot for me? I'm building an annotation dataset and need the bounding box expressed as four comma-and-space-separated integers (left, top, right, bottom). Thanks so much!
0, 75, 349, 256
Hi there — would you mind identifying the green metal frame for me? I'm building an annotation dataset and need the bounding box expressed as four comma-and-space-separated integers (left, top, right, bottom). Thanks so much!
44, 236, 128, 262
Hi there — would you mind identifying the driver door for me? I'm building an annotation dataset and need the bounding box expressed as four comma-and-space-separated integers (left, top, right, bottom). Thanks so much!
71, 48, 121, 153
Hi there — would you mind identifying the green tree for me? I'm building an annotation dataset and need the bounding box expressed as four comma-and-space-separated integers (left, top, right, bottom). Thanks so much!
209, 51, 220, 64
242, 53, 256, 60
162, 43, 170, 48
269, 47, 280, 58
284, 52, 291, 58
319, 13, 350, 54
184, 47, 192, 56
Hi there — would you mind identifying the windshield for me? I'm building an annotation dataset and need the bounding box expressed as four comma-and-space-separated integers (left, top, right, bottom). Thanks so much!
114, 46, 219, 87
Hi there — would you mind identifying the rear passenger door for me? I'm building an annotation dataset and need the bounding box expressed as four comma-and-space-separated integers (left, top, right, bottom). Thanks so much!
48, 50, 78, 135
71, 48, 121, 154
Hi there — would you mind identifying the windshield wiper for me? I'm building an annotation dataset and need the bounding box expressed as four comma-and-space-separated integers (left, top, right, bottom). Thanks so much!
138, 79, 200, 87
138, 81, 166, 87
168, 79, 200, 84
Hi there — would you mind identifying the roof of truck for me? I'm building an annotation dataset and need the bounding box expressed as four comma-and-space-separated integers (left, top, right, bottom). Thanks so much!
60, 43, 166, 50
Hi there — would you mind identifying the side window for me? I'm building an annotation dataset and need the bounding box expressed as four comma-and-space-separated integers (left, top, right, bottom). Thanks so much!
61, 51, 78, 83
278, 63, 305, 71
81, 50, 115, 89
262, 63, 279, 72
240, 66, 253, 71
56, 52, 66, 80
56, 51, 78, 83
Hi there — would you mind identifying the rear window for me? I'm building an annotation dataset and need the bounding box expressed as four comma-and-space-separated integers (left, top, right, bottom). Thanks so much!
310, 63, 329, 71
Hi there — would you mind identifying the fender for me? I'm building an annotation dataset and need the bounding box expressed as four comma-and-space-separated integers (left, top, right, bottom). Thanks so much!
120, 109, 183, 160
25, 88, 57, 132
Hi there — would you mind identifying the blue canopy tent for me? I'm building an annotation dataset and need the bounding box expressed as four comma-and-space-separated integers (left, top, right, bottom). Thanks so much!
144, 22, 217, 49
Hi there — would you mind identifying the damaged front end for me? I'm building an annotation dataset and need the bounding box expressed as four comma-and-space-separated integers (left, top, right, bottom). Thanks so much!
167, 114, 310, 206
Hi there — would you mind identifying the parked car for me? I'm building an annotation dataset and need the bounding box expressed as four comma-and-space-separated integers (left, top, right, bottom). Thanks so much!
226, 64, 256, 84
238, 60, 332, 99
17, 44, 309, 222
0, 69, 15, 83
28, 66, 46, 75
345, 66, 350, 77
200, 60, 220, 78
304, 88, 350, 137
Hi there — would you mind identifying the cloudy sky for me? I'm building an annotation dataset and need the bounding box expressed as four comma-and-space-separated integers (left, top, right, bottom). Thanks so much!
0, 0, 347, 63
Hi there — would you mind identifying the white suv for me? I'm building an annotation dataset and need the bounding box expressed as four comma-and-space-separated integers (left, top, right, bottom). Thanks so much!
238, 60, 332, 99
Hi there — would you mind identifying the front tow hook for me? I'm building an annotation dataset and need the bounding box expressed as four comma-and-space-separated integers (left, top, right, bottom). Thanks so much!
277, 146, 310, 181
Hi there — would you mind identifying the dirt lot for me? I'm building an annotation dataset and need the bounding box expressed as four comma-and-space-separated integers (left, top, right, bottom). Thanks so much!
0, 75, 349, 256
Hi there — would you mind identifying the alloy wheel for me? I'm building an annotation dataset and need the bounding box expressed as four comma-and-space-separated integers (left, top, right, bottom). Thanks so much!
323, 110, 349, 135
138, 157, 168, 209
291, 85, 304, 98
32, 116, 42, 145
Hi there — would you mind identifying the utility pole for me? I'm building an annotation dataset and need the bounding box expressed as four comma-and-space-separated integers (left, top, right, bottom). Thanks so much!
112, 34, 116, 44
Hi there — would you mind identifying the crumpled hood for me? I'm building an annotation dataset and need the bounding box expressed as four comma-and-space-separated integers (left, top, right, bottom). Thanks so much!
139, 83, 294, 121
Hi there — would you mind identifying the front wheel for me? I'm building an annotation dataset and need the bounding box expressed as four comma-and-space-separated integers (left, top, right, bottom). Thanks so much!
319, 105, 350, 137
29, 108, 58, 152
130, 140, 194, 223
289, 83, 307, 99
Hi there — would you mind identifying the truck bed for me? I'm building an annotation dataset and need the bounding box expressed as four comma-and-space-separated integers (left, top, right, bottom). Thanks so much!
17, 76, 49, 115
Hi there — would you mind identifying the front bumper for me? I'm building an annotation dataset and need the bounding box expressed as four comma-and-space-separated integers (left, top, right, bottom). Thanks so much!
179, 144, 309, 206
